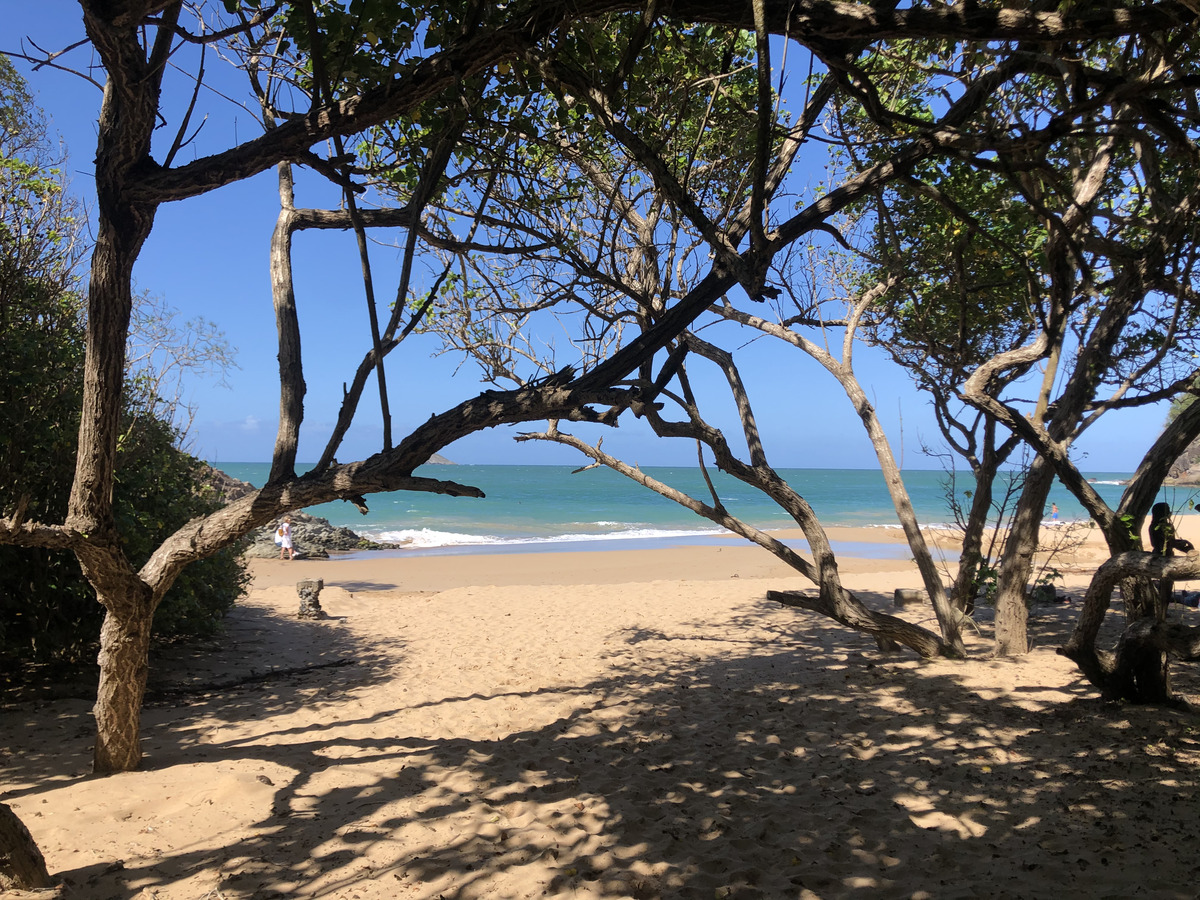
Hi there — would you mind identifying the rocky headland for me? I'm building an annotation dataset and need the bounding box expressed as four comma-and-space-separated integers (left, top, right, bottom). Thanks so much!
201, 464, 409, 559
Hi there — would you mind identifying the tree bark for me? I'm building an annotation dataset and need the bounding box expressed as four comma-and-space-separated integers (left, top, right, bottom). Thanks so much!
859, 391, 965, 654
769, 589, 945, 657
1060, 551, 1200, 702
991, 456, 1055, 655
0, 802, 52, 891
268, 162, 305, 483
1110, 621, 1175, 705
950, 457, 1002, 613
92, 589, 155, 774
67, 5, 171, 774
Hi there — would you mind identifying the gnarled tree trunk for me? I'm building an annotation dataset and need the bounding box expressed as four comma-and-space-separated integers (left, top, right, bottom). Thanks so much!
950, 462, 998, 614
1060, 551, 1200, 702
92, 594, 156, 773
66, 3, 170, 774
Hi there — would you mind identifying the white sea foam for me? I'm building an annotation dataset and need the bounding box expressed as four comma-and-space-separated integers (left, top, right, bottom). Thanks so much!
374, 525, 726, 549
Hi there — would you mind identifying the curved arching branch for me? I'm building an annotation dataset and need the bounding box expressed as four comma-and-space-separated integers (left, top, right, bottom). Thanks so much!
1061, 550, 1200, 703
141, 378, 640, 593
516, 424, 952, 658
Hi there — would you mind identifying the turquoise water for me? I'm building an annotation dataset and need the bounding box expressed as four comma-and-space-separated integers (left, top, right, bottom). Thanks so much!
214, 462, 1145, 552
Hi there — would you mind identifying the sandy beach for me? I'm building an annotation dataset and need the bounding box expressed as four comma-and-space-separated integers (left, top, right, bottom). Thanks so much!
3, 524, 1200, 899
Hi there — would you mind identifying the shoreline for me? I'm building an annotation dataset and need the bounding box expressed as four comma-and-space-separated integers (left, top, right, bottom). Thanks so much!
251, 520, 1129, 594
250, 524, 936, 592
334, 526, 922, 560
218, 461, 1145, 551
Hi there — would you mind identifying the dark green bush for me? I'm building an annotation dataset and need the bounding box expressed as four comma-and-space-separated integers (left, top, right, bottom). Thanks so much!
0, 55, 247, 665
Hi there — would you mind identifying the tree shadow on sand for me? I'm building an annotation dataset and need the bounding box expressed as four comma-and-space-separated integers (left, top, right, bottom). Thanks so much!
8, 593, 1200, 898
0, 599, 403, 794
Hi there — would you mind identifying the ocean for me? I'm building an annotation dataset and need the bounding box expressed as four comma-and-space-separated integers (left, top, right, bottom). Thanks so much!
212, 463, 1149, 558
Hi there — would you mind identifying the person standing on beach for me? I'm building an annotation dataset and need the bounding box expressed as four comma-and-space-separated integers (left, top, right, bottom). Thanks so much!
1051, 503, 1058, 521
278, 517, 295, 561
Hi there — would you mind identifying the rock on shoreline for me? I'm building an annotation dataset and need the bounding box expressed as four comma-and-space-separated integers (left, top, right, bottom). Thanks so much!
243, 510, 408, 559
201, 464, 408, 559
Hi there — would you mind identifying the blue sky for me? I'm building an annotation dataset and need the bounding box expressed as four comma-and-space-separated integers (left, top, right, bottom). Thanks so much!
5, 3, 1167, 472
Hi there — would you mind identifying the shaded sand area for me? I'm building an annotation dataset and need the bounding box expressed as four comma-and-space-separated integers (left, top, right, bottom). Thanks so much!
4, 526, 1200, 898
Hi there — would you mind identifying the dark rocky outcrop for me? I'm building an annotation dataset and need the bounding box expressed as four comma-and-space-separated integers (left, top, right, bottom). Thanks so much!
1168, 442, 1200, 485
242, 510, 407, 559
201, 464, 412, 558
198, 463, 256, 502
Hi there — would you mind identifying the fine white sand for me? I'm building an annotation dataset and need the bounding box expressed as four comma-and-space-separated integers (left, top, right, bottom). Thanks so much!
3, 525, 1200, 899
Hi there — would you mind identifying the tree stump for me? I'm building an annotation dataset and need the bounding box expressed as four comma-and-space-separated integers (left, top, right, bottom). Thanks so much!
297, 579, 327, 619
0, 802, 52, 891
893, 588, 927, 607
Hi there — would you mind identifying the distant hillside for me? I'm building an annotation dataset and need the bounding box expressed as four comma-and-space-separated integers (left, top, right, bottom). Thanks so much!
427, 452, 455, 464
1166, 394, 1199, 484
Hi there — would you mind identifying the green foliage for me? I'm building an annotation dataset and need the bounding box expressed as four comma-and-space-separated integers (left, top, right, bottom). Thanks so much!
359, 12, 770, 380
1036, 567, 1062, 589
974, 560, 1000, 605
113, 415, 250, 642
0, 411, 249, 663
270, 0, 447, 101
1117, 513, 1139, 544
838, 34, 1200, 410
1166, 377, 1198, 425
833, 45, 1049, 384
0, 295, 248, 663
0, 309, 248, 663
0, 56, 247, 665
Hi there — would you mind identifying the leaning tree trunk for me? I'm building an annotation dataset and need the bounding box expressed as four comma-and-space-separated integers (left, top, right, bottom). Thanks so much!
950, 454, 1006, 614
0, 803, 52, 891
992, 455, 1055, 655
521, 423, 956, 658
874, 438, 967, 655
710, 301, 964, 654
830, 361, 966, 654
769, 586, 946, 657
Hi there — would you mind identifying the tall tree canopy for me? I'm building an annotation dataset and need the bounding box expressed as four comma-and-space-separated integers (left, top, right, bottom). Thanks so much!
824, 27, 1200, 676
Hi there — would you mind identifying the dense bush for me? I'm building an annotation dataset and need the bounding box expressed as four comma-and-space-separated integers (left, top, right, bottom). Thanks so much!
0, 55, 247, 666
0, 333, 249, 666
0, 354, 250, 666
